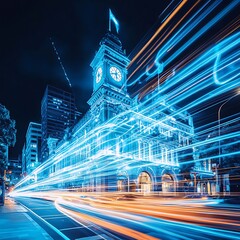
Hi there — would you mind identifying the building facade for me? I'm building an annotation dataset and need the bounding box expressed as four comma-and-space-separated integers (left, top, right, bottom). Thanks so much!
41, 85, 80, 162
25, 122, 41, 174
21, 144, 26, 176
22, 31, 212, 195
6, 158, 22, 187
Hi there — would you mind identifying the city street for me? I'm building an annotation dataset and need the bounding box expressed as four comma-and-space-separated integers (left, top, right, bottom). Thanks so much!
2, 192, 240, 239
0, 197, 120, 240
1, 1, 239, 240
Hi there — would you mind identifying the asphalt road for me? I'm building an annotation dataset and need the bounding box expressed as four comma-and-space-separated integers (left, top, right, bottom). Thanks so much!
15, 197, 121, 240
15, 195, 240, 240
55, 197, 240, 240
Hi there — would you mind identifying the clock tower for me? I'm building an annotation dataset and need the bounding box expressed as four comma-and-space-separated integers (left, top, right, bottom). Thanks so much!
88, 32, 132, 122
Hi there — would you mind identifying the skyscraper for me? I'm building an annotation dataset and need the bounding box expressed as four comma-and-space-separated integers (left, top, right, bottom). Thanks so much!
41, 85, 80, 161
25, 122, 41, 174
21, 144, 26, 176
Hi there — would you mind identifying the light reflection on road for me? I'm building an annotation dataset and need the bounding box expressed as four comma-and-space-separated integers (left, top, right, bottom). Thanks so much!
11, 191, 240, 239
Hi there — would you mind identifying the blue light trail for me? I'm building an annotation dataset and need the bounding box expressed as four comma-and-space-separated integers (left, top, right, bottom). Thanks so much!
11, 1, 239, 201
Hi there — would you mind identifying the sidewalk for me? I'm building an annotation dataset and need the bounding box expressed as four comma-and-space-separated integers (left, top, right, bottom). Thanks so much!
0, 198, 52, 240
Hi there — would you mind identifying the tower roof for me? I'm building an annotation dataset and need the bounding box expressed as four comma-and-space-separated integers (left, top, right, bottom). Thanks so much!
100, 32, 123, 54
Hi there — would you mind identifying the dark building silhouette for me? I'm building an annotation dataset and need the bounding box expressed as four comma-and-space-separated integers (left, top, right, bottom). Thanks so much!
41, 85, 80, 161
6, 158, 22, 187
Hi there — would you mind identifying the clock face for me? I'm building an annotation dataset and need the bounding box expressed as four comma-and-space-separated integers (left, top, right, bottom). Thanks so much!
96, 67, 102, 83
110, 66, 122, 82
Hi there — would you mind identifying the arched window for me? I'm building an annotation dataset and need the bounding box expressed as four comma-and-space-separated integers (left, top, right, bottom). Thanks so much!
162, 174, 174, 192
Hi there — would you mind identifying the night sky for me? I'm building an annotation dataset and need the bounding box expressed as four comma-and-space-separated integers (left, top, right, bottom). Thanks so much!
1, 0, 168, 158
1, 1, 239, 159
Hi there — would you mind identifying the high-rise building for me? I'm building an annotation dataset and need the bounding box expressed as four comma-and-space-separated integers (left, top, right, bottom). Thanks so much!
41, 85, 80, 161
25, 122, 41, 174
21, 144, 26, 176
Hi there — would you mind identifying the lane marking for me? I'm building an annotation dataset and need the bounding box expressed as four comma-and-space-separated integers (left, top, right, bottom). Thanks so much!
76, 235, 106, 240
43, 216, 68, 220
59, 226, 84, 231
17, 201, 70, 240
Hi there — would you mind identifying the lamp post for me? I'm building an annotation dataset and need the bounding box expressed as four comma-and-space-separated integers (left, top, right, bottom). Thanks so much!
217, 91, 240, 194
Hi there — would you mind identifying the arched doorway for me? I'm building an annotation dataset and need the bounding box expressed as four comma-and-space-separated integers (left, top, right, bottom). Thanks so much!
117, 179, 128, 192
138, 172, 152, 193
162, 174, 174, 192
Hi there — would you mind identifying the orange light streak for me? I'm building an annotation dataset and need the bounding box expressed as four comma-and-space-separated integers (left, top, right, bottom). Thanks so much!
132, 0, 201, 78
137, 22, 239, 100
128, 0, 188, 71
56, 200, 159, 240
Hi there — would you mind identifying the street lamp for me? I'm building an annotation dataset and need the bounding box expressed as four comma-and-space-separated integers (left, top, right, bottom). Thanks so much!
217, 90, 240, 193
